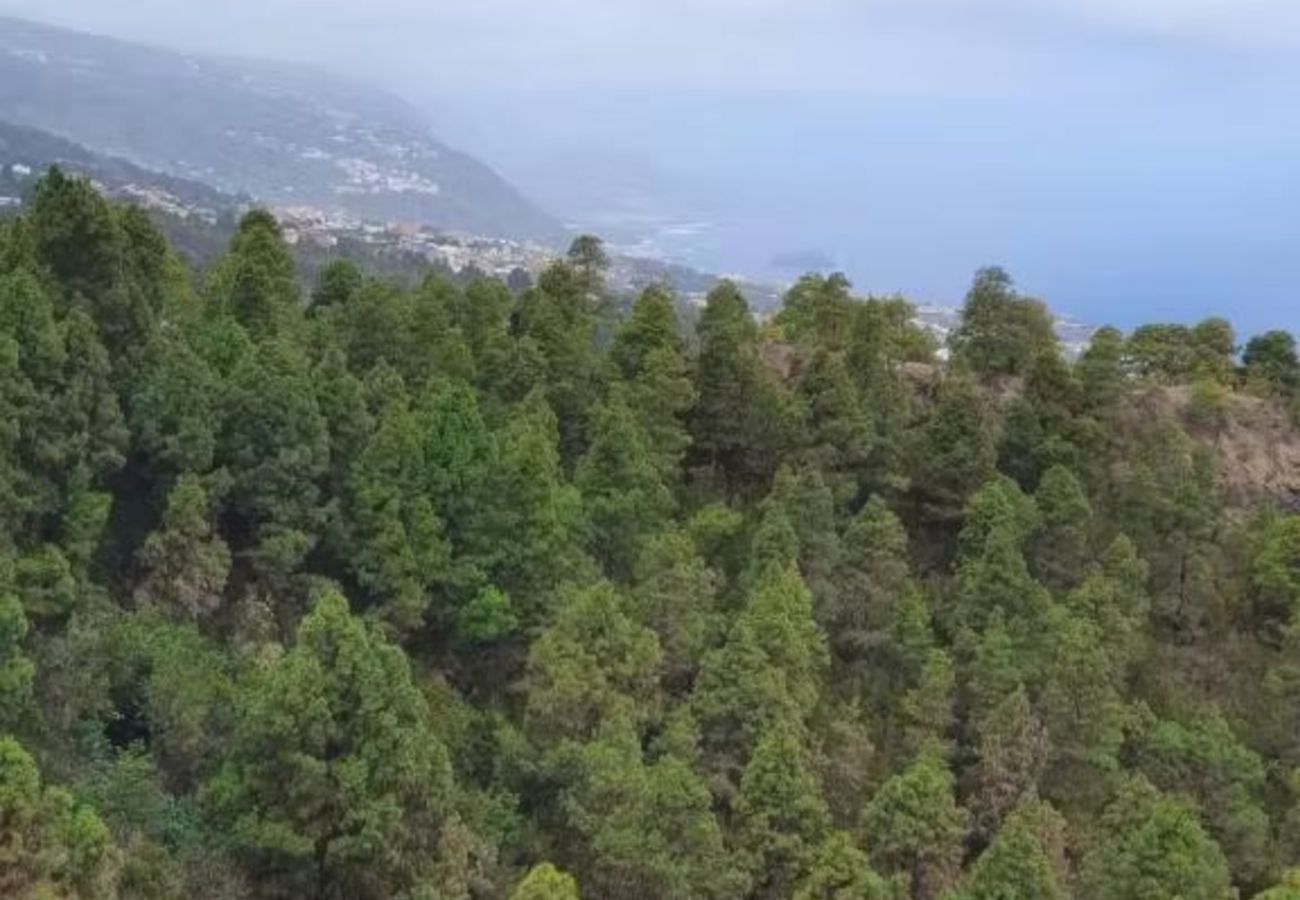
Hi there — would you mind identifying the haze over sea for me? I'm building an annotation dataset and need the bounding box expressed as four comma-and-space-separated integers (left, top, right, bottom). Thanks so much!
10, 0, 1299, 334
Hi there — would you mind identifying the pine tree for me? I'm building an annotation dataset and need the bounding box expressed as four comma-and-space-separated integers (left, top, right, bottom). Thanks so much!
797, 348, 874, 502
1029, 464, 1092, 592
1134, 708, 1270, 885
418, 378, 497, 554
134, 474, 231, 621
955, 802, 1066, 900
950, 478, 1051, 640
310, 258, 364, 313
575, 395, 675, 581
860, 747, 969, 900
1080, 776, 1232, 900
630, 529, 722, 688
218, 339, 328, 592
909, 374, 995, 528
524, 580, 662, 744
0, 587, 34, 729
130, 329, 219, 475
898, 649, 956, 756
1077, 325, 1126, 413
736, 719, 831, 899
28, 166, 124, 308
968, 686, 1049, 839
690, 281, 788, 491
778, 272, 855, 350
792, 831, 891, 900
565, 714, 741, 900
516, 255, 602, 463
0, 735, 117, 898
694, 562, 828, 767
1037, 606, 1127, 809
207, 209, 300, 339
949, 267, 1057, 378
509, 863, 580, 900
206, 588, 453, 899
483, 390, 585, 613
825, 496, 912, 667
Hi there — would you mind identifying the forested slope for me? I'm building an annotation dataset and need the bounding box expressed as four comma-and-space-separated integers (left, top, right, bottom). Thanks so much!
2, 169, 1300, 899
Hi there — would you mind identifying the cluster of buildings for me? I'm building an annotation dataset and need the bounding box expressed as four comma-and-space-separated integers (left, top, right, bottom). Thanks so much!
271, 203, 555, 280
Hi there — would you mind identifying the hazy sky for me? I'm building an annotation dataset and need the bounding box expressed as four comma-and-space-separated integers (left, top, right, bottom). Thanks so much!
4, 1, 1298, 332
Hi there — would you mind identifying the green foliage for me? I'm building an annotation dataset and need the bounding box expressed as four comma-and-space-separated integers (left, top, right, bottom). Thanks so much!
630, 529, 721, 686
207, 209, 299, 338
0, 735, 117, 898
575, 395, 674, 580
134, 474, 231, 621
206, 588, 452, 897
694, 562, 827, 765
1077, 325, 1126, 412
1133, 708, 1270, 883
5, 174, 1300, 899
1080, 776, 1233, 900
1256, 869, 1300, 900
909, 374, 995, 526
736, 719, 831, 898
130, 330, 219, 474
1243, 330, 1299, 395
509, 863, 580, 900
564, 715, 741, 900
1029, 464, 1092, 591
0, 588, 35, 728
792, 831, 890, 900
778, 273, 855, 349
347, 388, 449, 633
860, 748, 968, 900
1125, 323, 1196, 382
968, 687, 1049, 839
949, 267, 1058, 378
955, 803, 1066, 900
525, 580, 662, 743
690, 280, 791, 491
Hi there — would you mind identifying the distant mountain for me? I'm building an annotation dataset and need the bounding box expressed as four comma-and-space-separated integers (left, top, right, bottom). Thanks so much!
0, 118, 247, 217
0, 119, 781, 310
0, 16, 563, 243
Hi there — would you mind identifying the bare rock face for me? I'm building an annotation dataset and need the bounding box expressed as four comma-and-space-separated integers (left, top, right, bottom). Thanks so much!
1142, 385, 1300, 511
1209, 395, 1300, 510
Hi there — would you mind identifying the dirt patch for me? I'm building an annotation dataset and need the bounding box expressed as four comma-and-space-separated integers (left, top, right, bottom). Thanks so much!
1148, 386, 1300, 510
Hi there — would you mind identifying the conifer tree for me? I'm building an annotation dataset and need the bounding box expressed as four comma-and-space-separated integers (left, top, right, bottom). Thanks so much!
792, 831, 891, 900
909, 374, 995, 528
525, 580, 662, 743
695, 562, 828, 767
860, 747, 969, 900
0, 587, 34, 729
736, 718, 831, 899
575, 395, 675, 581
1029, 464, 1092, 591
208, 209, 300, 339
509, 863, 581, 900
206, 589, 453, 898
955, 802, 1066, 900
1080, 776, 1232, 900
690, 281, 788, 491
565, 714, 741, 900
134, 474, 231, 621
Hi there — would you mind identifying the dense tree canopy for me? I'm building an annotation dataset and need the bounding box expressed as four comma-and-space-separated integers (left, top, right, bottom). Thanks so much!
0, 169, 1298, 898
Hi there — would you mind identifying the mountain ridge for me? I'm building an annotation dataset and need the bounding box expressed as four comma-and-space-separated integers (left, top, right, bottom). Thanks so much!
0, 15, 564, 243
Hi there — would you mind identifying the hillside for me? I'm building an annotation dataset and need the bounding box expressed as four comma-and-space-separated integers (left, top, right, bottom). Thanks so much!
0, 16, 562, 243
3, 172, 1300, 899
